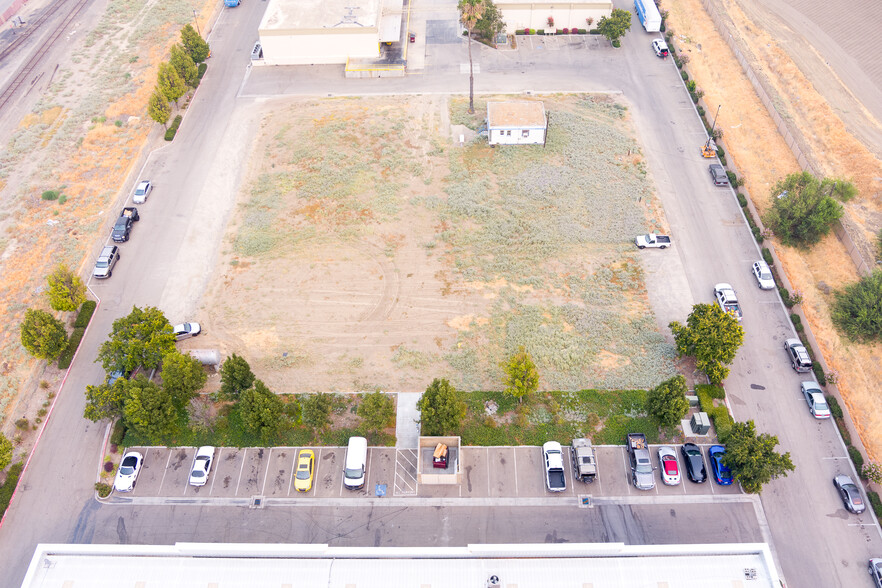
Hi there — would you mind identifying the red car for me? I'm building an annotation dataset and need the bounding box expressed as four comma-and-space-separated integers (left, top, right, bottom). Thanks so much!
658, 446, 681, 485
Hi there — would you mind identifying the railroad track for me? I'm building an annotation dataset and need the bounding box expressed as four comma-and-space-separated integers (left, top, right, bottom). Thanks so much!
0, 0, 91, 112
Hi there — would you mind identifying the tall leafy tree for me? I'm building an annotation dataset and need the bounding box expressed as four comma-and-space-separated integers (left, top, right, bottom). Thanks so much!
765, 171, 849, 247
458, 0, 485, 114
46, 264, 86, 312
416, 378, 467, 436
503, 346, 539, 404
646, 375, 690, 427
123, 376, 179, 444
239, 380, 284, 442
147, 88, 171, 126
97, 306, 176, 374
670, 303, 744, 385
357, 391, 395, 431
161, 351, 207, 408
596, 8, 632, 45
181, 24, 210, 63
831, 270, 882, 342
724, 420, 794, 493
302, 392, 334, 430
219, 354, 255, 399
473, 0, 505, 40
157, 62, 186, 105
20, 309, 68, 360
170, 44, 198, 87
83, 378, 130, 422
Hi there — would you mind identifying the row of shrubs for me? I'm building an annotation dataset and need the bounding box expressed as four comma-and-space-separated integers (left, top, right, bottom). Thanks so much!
516, 28, 598, 35
695, 384, 733, 441
0, 462, 24, 519
164, 115, 184, 142
57, 300, 97, 370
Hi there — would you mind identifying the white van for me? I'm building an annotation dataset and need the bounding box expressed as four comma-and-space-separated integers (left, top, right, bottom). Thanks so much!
343, 436, 367, 490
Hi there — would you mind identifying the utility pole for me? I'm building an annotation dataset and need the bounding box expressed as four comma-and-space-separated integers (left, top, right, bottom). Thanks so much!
193, 9, 202, 37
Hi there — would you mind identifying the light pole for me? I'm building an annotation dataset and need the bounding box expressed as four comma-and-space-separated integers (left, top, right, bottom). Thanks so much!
193, 9, 201, 37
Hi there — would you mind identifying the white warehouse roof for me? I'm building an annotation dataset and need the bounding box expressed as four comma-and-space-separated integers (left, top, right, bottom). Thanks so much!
22, 542, 780, 587
259, 0, 380, 33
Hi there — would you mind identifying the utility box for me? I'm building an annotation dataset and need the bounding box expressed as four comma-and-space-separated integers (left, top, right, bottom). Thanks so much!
691, 412, 711, 435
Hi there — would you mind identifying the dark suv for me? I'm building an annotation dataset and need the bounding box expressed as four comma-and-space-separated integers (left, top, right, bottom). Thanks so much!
709, 164, 729, 186
784, 338, 812, 373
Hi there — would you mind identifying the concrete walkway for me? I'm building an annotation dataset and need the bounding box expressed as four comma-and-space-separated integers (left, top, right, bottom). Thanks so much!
395, 392, 421, 448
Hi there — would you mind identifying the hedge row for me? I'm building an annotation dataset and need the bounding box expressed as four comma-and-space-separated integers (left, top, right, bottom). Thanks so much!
57, 327, 85, 370
516, 28, 593, 35
165, 115, 183, 142
696, 385, 733, 441
0, 462, 24, 519
197, 63, 207, 82
73, 300, 97, 328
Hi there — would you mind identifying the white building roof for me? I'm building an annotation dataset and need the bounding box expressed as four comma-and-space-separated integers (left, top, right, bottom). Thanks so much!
259, 0, 380, 34
487, 101, 547, 129
23, 542, 780, 587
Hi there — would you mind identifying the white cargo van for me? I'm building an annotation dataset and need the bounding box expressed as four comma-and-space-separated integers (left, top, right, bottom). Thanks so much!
343, 436, 367, 490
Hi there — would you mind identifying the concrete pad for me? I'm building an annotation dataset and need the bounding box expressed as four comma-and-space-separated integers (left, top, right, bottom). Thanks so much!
128, 447, 165, 497
394, 392, 421, 448
513, 446, 545, 497
459, 447, 489, 498
161, 447, 194, 496
364, 448, 395, 497
313, 447, 345, 498
236, 447, 270, 497
264, 447, 296, 497
486, 447, 517, 498
210, 447, 245, 498
418, 483, 462, 498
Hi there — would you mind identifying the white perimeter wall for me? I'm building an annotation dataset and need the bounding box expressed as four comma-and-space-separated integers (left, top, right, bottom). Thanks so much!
259, 30, 380, 65
499, 3, 613, 33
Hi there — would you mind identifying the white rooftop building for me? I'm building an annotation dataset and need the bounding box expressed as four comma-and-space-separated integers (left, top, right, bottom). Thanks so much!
22, 542, 780, 587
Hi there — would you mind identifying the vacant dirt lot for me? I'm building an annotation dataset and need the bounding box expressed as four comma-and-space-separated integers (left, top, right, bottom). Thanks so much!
200, 94, 677, 394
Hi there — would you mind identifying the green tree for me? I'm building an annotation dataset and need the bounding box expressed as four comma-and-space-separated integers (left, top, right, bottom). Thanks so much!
83, 378, 129, 422
170, 44, 198, 87
20, 309, 68, 360
646, 375, 690, 427
97, 306, 176, 374
765, 171, 848, 247
597, 8, 632, 45
238, 380, 284, 442
0, 433, 13, 471
302, 392, 334, 430
473, 0, 505, 40
181, 24, 210, 63
161, 351, 207, 408
147, 88, 171, 126
157, 62, 186, 105
724, 420, 794, 493
831, 270, 882, 342
219, 354, 255, 399
670, 303, 744, 385
416, 378, 467, 436
358, 391, 396, 431
123, 376, 178, 444
46, 264, 86, 312
459, 0, 485, 114
503, 346, 539, 404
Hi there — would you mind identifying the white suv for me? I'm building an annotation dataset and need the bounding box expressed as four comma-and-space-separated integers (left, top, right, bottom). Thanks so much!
784, 338, 812, 373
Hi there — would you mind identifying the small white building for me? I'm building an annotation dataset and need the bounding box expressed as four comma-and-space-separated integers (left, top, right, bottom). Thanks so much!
487, 101, 547, 146
258, 0, 404, 66
496, 0, 613, 34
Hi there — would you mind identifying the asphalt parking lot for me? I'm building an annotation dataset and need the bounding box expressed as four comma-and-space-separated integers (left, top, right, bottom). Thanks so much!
112, 443, 741, 502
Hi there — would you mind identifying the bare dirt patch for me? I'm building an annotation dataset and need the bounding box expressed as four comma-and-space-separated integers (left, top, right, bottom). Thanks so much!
201, 94, 677, 394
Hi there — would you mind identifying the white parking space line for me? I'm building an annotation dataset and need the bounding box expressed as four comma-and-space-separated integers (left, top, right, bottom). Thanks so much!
339, 447, 345, 497
235, 448, 247, 496
621, 448, 632, 495
209, 448, 221, 496
512, 448, 519, 496
486, 447, 491, 496
260, 447, 273, 495
364, 448, 373, 494
157, 451, 172, 495
564, 447, 575, 493
823, 456, 849, 460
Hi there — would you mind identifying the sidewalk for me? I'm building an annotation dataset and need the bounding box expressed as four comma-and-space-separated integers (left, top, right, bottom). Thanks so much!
395, 392, 421, 448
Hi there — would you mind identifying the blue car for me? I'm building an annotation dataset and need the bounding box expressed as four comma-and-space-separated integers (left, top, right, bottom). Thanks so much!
709, 445, 733, 485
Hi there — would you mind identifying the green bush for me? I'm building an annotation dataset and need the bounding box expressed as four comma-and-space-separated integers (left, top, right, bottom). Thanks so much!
680, 70, 688, 80
778, 286, 795, 308
812, 363, 827, 386
726, 171, 738, 185
696, 384, 725, 400
790, 313, 803, 332
94, 482, 112, 498
868, 491, 882, 517
848, 445, 865, 473
611, 39, 621, 47
737, 193, 748, 207
57, 327, 85, 370
697, 105, 705, 117
110, 420, 127, 446
41, 190, 59, 200
762, 248, 774, 266
718, 154, 727, 166
164, 115, 183, 141
831, 270, 882, 343
73, 300, 97, 328
826, 395, 842, 419
197, 63, 207, 81
835, 417, 851, 444
0, 462, 24, 517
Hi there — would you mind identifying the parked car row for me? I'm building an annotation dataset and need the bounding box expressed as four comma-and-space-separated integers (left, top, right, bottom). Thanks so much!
93, 181, 153, 279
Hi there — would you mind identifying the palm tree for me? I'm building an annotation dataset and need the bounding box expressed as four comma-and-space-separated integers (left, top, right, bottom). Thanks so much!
458, 0, 485, 114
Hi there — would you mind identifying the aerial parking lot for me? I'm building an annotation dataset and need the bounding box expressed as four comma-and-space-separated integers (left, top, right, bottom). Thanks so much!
108, 443, 741, 503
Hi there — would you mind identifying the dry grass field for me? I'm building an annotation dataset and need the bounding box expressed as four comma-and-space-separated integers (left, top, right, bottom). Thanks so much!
201, 94, 677, 394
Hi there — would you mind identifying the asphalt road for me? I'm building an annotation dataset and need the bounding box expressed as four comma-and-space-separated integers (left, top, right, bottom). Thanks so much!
0, 0, 880, 587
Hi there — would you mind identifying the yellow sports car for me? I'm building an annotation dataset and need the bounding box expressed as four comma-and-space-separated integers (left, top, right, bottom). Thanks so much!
294, 449, 315, 492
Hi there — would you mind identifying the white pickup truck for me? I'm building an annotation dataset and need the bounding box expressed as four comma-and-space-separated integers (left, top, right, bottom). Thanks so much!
635, 233, 671, 249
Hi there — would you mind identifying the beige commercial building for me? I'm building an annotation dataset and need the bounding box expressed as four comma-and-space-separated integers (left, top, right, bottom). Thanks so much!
497, 0, 613, 33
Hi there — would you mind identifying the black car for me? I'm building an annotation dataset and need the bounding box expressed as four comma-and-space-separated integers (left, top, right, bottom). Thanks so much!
681, 443, 707, 483
709, 164, 729, 186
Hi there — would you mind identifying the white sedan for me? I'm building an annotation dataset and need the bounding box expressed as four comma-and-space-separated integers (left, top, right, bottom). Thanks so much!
801, 381, 831, 419
188, 446, 215, 486
113, 452, 143, 492
658, 446, 681, 485
173, 322, 201, 341
132, 180, 152, 204
752, 260, 775, 290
